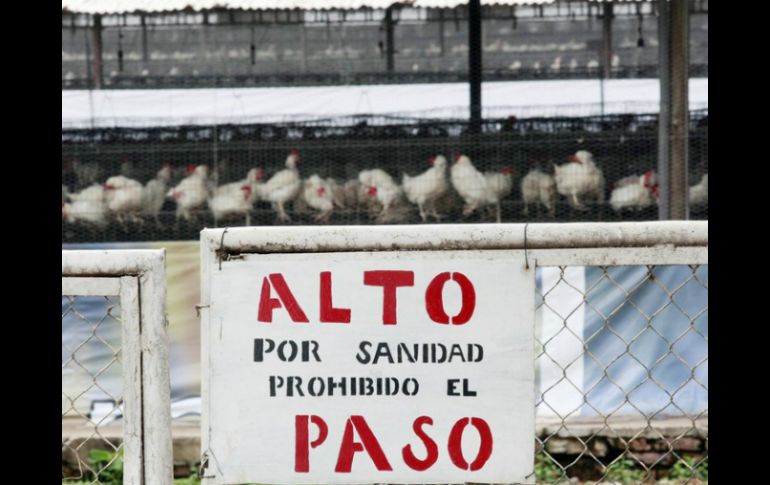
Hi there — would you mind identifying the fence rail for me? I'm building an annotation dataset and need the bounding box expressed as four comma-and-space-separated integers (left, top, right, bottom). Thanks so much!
201, 221, 707, 485
62, 249, 172, 485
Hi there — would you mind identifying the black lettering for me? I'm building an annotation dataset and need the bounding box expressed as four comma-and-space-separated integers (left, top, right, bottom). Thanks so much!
373, 342, 394, 364
308, 377, 324, 396
447, 378, 460, 396
278, 340, 298, 361
269, 375, 283, 397
356, 341, 372, 364
397, 343, 418, 363
403, 378, 419, 396
462, 378, 477, 396
449, 344, 466, 362
253, 338, 275, 362
469, 344, 484, 362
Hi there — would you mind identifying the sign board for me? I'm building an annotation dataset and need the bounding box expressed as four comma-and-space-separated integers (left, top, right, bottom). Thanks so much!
202, 250, 535, 484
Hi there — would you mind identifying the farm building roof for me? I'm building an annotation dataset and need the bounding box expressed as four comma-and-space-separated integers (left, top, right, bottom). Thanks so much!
62, 0, 557, 15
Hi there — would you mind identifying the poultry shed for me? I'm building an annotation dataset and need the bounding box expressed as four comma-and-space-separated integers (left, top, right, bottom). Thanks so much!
62, 110, 708, 243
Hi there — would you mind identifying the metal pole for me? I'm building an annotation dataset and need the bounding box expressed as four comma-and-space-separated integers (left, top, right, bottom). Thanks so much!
385, 7, 395, 73
439, 10, 445, 58
468, 0, 482, 133
300, 23, 308, 73
657, 0, 671, 220
92, 14, 104, 89
669, 0, 689, 219
141, 15, 150, 67
601, 3, 613, 80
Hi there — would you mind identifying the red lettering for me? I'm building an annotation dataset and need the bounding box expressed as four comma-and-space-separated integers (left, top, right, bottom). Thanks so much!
295, 415, 329, 472
447, 417, 493, 471
335, 416, 393, 472
402, 416, 439, 471
257, 274, 309, 323
319, 271, 351, 323
425, 272, 476, 325
363, 270, 415, 325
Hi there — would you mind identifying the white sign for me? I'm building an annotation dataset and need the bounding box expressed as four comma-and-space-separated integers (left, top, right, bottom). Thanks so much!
204, 250, 535, 485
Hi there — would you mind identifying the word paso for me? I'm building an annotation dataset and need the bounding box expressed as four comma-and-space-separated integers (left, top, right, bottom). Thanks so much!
296, 414, 493, 473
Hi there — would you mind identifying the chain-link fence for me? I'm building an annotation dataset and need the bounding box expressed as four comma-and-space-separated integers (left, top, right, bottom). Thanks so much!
62, 250, 172, 485
62, 110, 708, 243
62, 294, 125, 484
196, 222, 707, 485
534, 263, 707, 484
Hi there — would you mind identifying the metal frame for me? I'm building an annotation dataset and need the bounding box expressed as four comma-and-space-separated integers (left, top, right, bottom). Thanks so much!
199, 221, 707, 483
62, 249, 172, 485
201, 221, 707, 261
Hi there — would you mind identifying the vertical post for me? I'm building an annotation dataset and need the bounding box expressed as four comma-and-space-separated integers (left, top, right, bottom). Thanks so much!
657, 0, 670, 220
601, 2, 613, 80
658, 0, 689, 220
669, 0, 689, 219
141, 15, 150, 66
84, 28, 93, 89
385, 7, 395, 73
138, 251, 173, 485
468, 0, 482, 133
300, 22, 308, 73
92, 14, 104, 89
439, 10, 445, 57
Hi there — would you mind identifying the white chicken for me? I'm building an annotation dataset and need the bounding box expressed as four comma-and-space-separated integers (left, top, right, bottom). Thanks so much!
450, 154, 488, 216
302, 174, 337, 223
553, 150, 605, 210
208, 168, 264, 225
142, 164, 173, 227
402, 155, 449, 222
689, 173, 708, 209
103, 175, 145, 225
609, 170, 659, 212
166, 164, 210, 221
484, 167, 514, 222
63, 184, 108, 227
450, 154, 512, 222
358, 169, 405, 223
254, 149, 302, 222
521, 168, 557, 218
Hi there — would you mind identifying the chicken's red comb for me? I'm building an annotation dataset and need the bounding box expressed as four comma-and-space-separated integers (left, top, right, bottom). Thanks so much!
500, 167, 514, 175
289, 148, 300, 155
186, 164, 197, 174
453, 153, 462, 161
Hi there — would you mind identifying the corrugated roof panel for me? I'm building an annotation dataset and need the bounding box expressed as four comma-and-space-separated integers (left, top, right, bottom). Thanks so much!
62, 0, 555, 15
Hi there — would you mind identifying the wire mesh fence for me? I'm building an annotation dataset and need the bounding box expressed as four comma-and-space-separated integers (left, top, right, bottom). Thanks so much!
62, 294, 125, 484
62, 250, 171, 485
62, 110, 708, 243
534, 263, 707, 484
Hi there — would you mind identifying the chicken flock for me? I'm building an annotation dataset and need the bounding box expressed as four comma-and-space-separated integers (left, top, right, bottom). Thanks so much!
62, 149, 708, 228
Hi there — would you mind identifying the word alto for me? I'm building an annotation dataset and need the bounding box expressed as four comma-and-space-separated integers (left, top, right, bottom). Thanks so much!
258, 270, 477, 325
